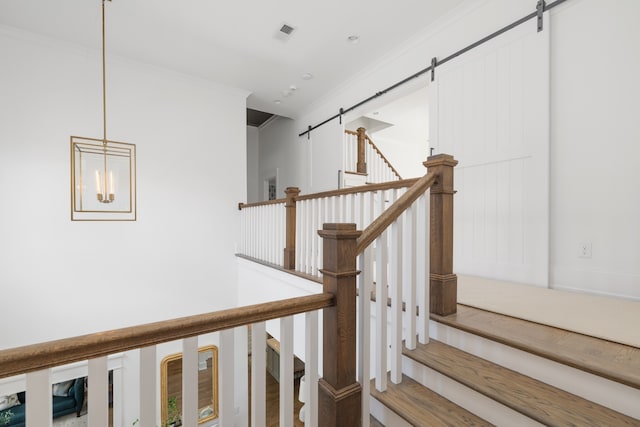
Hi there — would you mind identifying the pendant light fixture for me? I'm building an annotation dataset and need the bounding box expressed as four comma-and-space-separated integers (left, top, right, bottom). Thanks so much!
71, 0, 136, 221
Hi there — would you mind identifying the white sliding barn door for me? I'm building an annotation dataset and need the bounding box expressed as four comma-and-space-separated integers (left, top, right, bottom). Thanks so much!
430, 17, 550, 287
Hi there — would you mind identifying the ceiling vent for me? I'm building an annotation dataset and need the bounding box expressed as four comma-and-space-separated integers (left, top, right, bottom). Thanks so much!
275, 23, 296, 41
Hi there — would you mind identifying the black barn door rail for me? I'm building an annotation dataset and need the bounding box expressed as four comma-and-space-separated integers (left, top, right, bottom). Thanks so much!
299, 0, 567, 138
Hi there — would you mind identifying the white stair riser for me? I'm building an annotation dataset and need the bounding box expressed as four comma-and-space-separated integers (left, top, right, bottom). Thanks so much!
369, 396, 413, 427
402, 356, 543, 427
430, 320, 640, 419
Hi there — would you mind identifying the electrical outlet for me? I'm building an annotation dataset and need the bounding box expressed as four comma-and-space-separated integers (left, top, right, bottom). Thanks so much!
578, 242, 592, 258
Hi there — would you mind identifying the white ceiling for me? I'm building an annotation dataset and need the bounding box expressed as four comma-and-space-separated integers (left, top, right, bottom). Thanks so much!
0, 0, 467, 118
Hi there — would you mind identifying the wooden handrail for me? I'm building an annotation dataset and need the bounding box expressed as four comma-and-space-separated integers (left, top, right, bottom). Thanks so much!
356, 171, 437, 254
238, 197, 286, 210
0, 293, 334, 380
238, 179, 418, 210
297, 178, 418, 201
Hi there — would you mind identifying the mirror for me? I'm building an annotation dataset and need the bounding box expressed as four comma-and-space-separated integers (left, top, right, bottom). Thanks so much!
160, 346, 219, 426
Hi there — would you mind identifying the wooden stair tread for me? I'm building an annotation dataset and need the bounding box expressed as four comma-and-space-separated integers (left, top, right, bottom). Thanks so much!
404, 339, 640, 426
370, 373, 493, 427
431, 304, 640, 390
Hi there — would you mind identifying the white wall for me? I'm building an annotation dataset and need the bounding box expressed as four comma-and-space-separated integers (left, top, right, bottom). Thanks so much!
257, 1, 536, 194
0, 25, 248, 347
291, 1, 639, 299
0, 25, 248, 423
549, 0, 640, 299
256, 116, 308, 199
247, 126, 260, 203
276, 0, 640, 300
237, 258, 322, 364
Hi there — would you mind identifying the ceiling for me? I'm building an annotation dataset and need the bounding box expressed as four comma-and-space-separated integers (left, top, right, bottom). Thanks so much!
0, 0, 468, 118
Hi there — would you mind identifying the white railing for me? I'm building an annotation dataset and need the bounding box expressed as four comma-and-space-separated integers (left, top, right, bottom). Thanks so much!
0, 295, 330, 427
343, 130, 402, 184
357, 191, 431, 400
237, 180, 432, 399
294, 180, 433, 427
344, 130, 359, 175
295, 186, 410, 277
235, 158, 450, 427
238, 200, 286, 266
365, 140, 400, 183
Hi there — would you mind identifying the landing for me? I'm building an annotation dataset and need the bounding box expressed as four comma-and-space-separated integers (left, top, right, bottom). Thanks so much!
457, 274, 640, 347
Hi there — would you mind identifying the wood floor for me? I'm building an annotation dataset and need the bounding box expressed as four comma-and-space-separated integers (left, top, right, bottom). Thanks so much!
264, 368, 305, 427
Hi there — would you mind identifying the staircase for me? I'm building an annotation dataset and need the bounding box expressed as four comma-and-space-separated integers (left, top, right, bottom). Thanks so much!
343, 127, 402, 186
369, 305, 640, 426
237, 152, 640, 426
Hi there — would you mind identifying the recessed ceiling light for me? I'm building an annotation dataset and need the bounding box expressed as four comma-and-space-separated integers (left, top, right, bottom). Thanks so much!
301, 73, 313, 80
347, 35, 360, 44
274, 99, 282, 105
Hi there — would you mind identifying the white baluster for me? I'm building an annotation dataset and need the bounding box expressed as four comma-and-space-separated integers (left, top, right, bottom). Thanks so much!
251, 322, 267, 427
417, 193, 430, 344
219, 329, 235, 426
236, 327, 250, 426
25, 369, 52, 427
139, 346, 156, 427
296, 201, 302, 271
390, 190, 403, 384
88, 356, 109, 427
280, 316, 294, 427
239, 209, 244, 254
112, 368, 123, 427
182, 337, 198, 426
404, 204, 417, 350
317, 198, 324, 277
349, 193, 356, 224
301, 200, 307, 273
247, 208, 252, 257
255, 206, 259, 259
375, 191, 388, 391
311, 198, 318, 275
251, 207, 256, 259
281, 203, 286, 266
304, 311, 319, 427
358, 244, 373, 427
258, 206, 263, 261
268, 205, 273, 263
305, 201, 312, 275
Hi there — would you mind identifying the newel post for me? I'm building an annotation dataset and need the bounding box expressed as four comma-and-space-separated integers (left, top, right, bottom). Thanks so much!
283, 187, 300, 270
318, 223, 362, 427
356, 127, 367, 174
424, 154, 458, 316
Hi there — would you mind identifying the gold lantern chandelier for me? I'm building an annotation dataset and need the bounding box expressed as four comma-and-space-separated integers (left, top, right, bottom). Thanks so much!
71, 0, 136, 221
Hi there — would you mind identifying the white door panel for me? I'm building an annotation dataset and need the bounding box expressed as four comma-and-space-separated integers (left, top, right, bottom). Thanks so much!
430, 17, 550, 286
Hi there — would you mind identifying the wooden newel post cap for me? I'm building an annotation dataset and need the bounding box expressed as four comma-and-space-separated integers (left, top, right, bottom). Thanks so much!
284, 187, 300, 207
317, 223, 362, 239
424, 154, 458, 194
423, 153, 458, 168
284, 187, 301, 195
